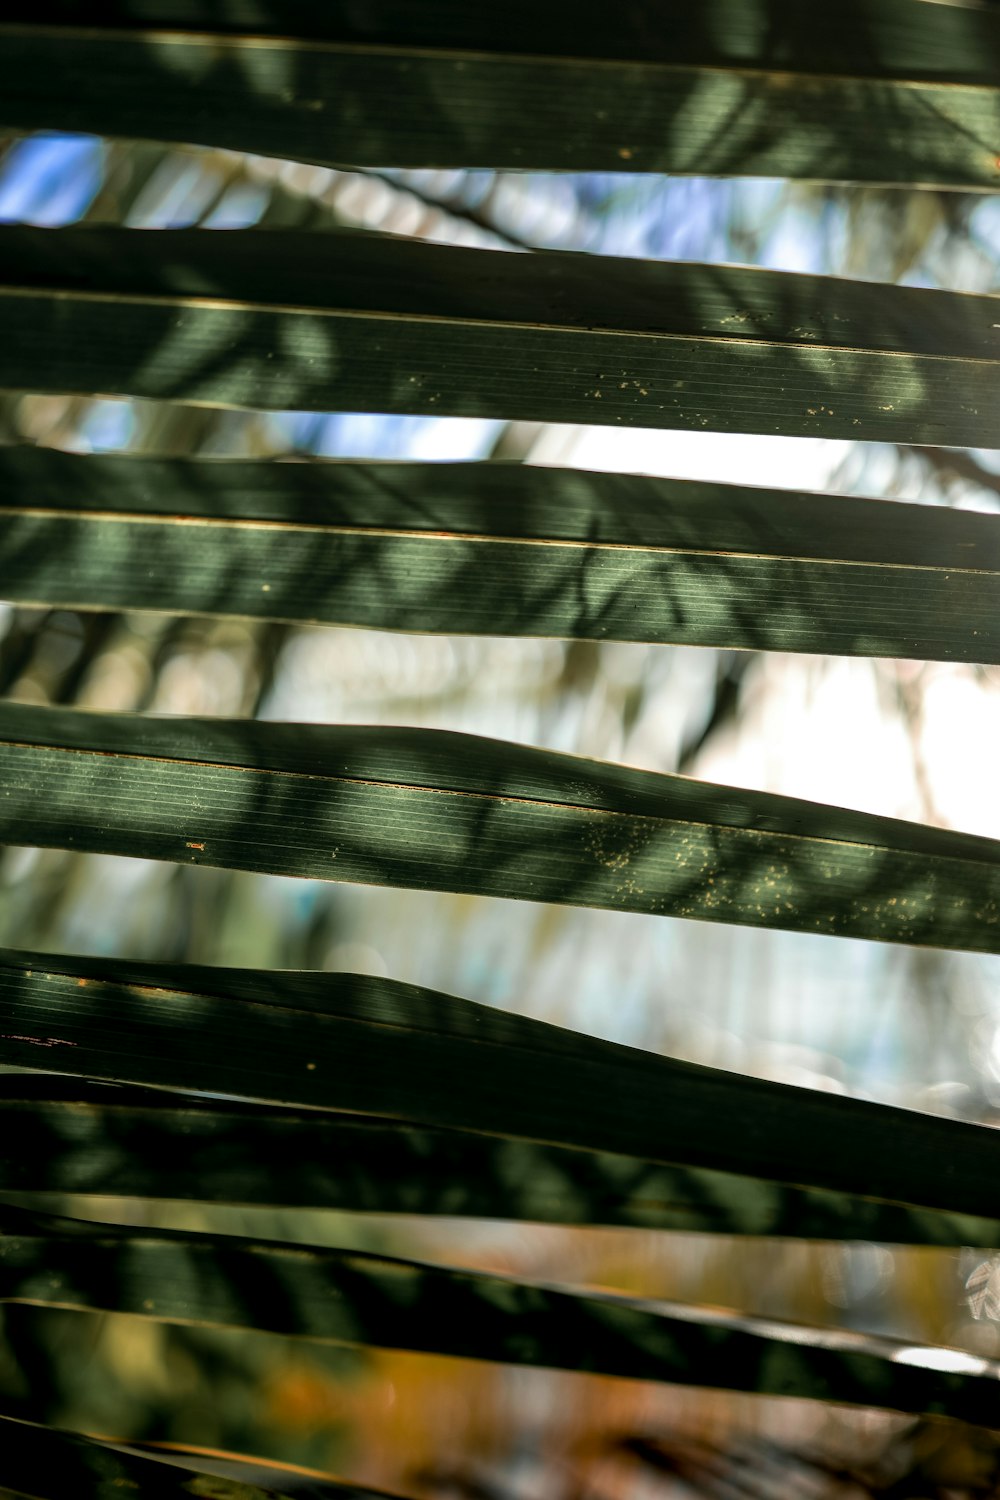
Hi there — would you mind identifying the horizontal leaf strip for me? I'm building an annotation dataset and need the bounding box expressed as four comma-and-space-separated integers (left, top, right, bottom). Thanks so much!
0, 230, 997, 444
1, 451, 998, 660
1, 511, 996, 661
0, 705, 999, 949
2, 229, 995, 359
13, 0, 1000, 83
3, 23, 1000, 185
2, 1079, 1000, 1247
3, 287, 994, 448
3, 951, 1000, 1222
4, 448, 997, 566
6, 703, 994, 853
1, 1206, 997, 1421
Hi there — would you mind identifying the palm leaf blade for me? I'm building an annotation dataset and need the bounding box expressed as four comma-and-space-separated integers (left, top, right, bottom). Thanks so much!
0, 1205, 995, 1422
2, 951, 1000, 1222
1, 229, 997, 445
1, 707, 998, 950
4, 3, 1000, 185
3, 1079, 1000, 1248
3, 448, 997, 662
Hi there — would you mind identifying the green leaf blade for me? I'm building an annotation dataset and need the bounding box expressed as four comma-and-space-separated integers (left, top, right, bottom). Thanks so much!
0, 706, 998, 952
4, 5, 1000, 185
2, 449, 998, 661
1, 230, 998, 446
0, 1206, 996, 1421
2, 951, 1000, 1225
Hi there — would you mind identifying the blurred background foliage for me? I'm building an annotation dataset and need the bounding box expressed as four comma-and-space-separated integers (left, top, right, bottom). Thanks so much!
3, 118, 1000, 1496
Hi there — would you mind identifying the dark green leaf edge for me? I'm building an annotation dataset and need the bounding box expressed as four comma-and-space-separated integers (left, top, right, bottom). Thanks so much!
11, 0, 1000, 81
1, 229, 998, 444
3, 19, 1000, 185
2, 704, 1000, 953
2, 448, 998, 662
2, 951, 1000, 1225
0, 1203, 996, 1423
1, 1078, 998, 1248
